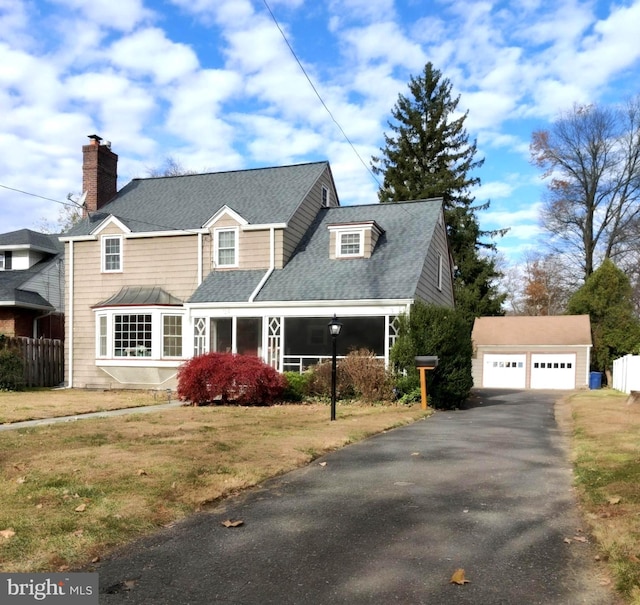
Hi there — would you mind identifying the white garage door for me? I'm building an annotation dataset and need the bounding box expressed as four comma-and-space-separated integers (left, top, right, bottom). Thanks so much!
482, 354, 526, 388
530, 354, 576, 390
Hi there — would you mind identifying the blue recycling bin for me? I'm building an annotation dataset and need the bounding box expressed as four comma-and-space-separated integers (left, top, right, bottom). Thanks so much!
589, 371, 603, 390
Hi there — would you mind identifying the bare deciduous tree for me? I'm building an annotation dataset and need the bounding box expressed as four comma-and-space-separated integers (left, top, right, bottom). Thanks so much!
531, 98, 640, 281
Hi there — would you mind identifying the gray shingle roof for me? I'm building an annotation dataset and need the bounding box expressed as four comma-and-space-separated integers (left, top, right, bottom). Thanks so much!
256, 200, 441, 302
188, 199, 443, 304
0, 270, 53, 309
66, 162, 332, 236
0, 229, 62, 253
189, 271, 268, 303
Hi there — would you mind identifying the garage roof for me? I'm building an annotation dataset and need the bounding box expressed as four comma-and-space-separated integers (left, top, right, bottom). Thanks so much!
472, 315, 592, 346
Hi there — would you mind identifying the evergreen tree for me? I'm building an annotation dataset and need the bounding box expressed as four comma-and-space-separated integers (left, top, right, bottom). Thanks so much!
390, 302, 473, 410
566, 259, 640, 382
372, 62, 505, 324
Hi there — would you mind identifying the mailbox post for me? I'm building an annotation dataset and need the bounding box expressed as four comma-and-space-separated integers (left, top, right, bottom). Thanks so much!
415, 356, 439, 409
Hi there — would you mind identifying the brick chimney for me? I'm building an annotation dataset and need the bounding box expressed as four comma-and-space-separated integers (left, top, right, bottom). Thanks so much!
82, 134, 118, 217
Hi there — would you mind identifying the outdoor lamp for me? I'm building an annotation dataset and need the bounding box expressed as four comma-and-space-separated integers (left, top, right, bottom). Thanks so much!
328, 315, 343, 421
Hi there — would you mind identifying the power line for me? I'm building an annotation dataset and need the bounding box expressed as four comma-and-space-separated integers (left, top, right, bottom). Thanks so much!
0, 183, 78, 208
261, 0, 380, 189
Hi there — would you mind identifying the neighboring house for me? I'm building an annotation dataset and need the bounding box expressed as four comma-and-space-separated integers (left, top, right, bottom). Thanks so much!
61, 136, 454, 389
0, 229, 65, 339
471, 315, 592, 390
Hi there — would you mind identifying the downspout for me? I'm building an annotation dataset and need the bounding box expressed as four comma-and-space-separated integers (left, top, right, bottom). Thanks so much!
68, 241, 74, 388
198, 232, 203, 285
248, 226, 275, 303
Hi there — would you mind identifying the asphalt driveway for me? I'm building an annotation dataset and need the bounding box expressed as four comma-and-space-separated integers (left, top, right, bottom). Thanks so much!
94, 389, 619, 604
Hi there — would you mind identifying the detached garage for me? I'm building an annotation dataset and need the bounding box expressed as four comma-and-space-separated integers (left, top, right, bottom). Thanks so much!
471, 315, 592, 390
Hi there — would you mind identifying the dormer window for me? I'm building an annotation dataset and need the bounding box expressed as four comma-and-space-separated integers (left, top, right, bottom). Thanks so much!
328, 221, 384, 260
102, 235, 122, 272
214, 227, 238, 268
338, 231, 363, 257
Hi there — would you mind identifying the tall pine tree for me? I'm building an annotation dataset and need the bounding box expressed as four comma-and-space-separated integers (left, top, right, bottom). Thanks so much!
371, 62, 505, 325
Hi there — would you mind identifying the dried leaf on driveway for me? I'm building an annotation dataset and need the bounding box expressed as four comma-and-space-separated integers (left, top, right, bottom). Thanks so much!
319, 462, 327, 467
573, 536, 588, 543
564, 537, 572, 544
221, 519, 244, 528
450, 568, 470, 584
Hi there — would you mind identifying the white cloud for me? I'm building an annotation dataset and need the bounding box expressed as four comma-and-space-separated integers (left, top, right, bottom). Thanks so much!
49, 0, 153, 32
109, 28, 199, 85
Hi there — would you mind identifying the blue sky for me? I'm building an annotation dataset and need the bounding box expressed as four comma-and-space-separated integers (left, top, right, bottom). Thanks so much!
1, 0, 640, 265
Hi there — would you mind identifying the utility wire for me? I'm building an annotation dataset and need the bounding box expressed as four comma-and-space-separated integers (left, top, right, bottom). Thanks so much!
261, 0, 380, 189
0, 183, 79, 208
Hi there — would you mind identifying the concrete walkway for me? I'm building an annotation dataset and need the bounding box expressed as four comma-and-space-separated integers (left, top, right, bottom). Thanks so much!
93, 389, 619, 604
0, 401, 184, 432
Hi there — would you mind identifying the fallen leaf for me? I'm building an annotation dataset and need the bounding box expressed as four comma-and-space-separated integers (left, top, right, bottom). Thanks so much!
608, 496, 621, 505
221, 519, 244, 528
35, 503, 43, 509
564, 537, 572, 544
75, 503, 87, 513
319, 462, 327, 467
123, 580, 136, 590
16, 476, 26, 484
411, 452, 421, 456
58, 565, 69, 572
573, 536, 588, 543
0, 528, 16, 540
600, 578, 612, 586
450, 568, 470, 585
72, 529, 84, 537
137, 469, 148, 476
91, 557, 100, 564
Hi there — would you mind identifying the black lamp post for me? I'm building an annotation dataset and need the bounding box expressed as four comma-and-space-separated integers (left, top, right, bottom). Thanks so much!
328, 315, 343, 421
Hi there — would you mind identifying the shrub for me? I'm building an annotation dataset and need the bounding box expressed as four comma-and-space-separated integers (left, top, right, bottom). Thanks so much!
390, 302, 473, 410
177, 353, 286, 406
340, 349, 395, 402
306, 360, 352, 399
282, 371, 312, 402
0, 348, 24, 391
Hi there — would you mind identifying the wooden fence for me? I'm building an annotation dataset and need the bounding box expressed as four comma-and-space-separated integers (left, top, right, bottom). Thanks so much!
0, 336, 64, 388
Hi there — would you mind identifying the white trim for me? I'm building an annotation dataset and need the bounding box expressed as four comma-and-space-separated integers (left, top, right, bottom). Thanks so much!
213, 226, 239, 268
243, 223, 287, 231
184, 301, 413, 316
322, 185, 330, 207
68, 240, 74, 386
203, 205, 248, 229
198, 232, 203, 285
126, 229, 202, 238
91, 215, 131, 236
59, 234, 96, 242
437, 253, 443, 291
96, 359, 182, 368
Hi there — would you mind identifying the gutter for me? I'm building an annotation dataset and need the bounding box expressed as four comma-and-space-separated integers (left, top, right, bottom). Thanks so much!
248, 226, 275, 303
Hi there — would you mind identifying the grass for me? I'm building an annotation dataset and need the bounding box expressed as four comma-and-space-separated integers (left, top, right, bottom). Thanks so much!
562, 389, 640, 603
0, 390, 429, 572
0, 388, 166, 423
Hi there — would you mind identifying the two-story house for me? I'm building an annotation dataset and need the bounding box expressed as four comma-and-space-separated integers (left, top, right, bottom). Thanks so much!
0, 228, 64, 339
61, 136, 454, 389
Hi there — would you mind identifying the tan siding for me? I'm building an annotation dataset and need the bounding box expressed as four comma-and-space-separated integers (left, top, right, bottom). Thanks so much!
66, 235, 200, 388
239, 230, 271, 269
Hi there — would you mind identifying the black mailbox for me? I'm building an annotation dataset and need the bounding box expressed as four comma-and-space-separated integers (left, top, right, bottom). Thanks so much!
415, 356, 438, 368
